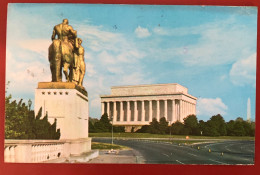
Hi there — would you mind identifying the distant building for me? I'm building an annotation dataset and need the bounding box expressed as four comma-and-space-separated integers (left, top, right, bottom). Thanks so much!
100, 83, 197, 132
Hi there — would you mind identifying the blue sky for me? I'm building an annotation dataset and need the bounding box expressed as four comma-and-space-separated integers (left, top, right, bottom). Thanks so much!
6, 4, 257, 122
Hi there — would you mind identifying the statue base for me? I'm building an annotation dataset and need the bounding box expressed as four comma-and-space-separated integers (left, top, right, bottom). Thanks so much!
35, 82, 89, 140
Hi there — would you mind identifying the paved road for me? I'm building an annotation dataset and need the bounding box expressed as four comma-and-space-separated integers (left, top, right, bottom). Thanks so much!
92, 138, 255, 165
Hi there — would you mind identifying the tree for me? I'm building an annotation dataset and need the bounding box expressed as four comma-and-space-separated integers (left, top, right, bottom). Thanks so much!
203, 121, 220, 136
171, 121, 184, 135
233, 120, 245, 136
204, 114, 227, 136
149, 118, 160, 134
113, 126, 125, 133
183, 115, 200, 135
158, 117, 169, 134
88, 120, 95, 133
5, 95, 60, 139
198, 120, 206, 135
227, 118, 255, 136
242, 121, 252, 136
226, 120, 236, 136
93, 113, 112, 132
250, 122, 255, 136
136, 125, 150, 133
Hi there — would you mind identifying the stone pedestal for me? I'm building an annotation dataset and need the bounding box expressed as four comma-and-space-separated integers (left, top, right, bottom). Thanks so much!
34, 82, 91, 155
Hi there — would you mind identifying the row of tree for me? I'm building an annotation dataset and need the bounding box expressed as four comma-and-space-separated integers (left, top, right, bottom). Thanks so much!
5, 93, 255, 138
89, 113, 125, 133
5, 95, 60, 139
137, 114, 255, 136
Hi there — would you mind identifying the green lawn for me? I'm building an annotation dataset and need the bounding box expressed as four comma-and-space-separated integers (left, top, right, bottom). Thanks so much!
89, 132, 255, 140
91, 142, 129, 150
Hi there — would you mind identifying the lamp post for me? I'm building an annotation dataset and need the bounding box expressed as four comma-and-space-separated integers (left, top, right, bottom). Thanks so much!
111, 116, 114, 145
28, 99, 32, 111
169, 120, 172, 140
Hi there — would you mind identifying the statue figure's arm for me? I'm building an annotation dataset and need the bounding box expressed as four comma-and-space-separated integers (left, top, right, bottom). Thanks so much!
69, 26, 77, 38
51, 27, 56, 41
78, 46, 84, 56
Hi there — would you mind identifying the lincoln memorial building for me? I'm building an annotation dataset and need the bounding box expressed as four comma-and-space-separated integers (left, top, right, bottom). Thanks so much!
100, 83, 197, 132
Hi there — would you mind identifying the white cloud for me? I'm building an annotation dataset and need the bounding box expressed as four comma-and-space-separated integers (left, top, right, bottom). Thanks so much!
220, 75, 227, 81
135, 26, 151, 38
6, 48, 51, 96
69, 23, 152, 118
229, 53, 256, 87
17, 39, 51, 59
107, 66, 123, 74
90, 97, 101, 108
150, 17, 257, 67
85, 62, 96, 77
153, 27, 170, 36
197, 97, 228, 117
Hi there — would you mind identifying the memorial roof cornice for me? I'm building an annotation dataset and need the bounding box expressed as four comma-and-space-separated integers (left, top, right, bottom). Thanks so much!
111, 83, 186, 89
100, 93, 197, 100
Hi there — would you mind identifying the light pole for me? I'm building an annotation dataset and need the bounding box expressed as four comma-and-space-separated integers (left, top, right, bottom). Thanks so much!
169, 120, 172, 140
111, 116, 114, 146
28, 99, 32, 111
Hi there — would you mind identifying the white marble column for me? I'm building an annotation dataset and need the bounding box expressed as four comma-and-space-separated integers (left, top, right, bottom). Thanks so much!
113, 101, 117, 122
134, 101, 138, 121
176, 101, 179, 121
180, 100, 183, 121
172, 99, 175, 122
184, 101, 186, 119
101, 102, 105, 115
184, 101, 187, 118
149, 100, 152, 122
127, 101, 130, 122
141, 100, 145, 122
120, 101, 123, 121
164, 100, 167, 120
190, 103, 192, 114
107, 102, 110, 117
188, 102, 190, 116
157, 100, 160, 121
190, 103, 192, 115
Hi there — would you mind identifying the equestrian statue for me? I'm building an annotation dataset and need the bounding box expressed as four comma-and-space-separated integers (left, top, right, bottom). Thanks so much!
48, 19, 86, 87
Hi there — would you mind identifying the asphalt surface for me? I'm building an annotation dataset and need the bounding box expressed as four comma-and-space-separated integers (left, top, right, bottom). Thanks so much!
92, 138, 255, 165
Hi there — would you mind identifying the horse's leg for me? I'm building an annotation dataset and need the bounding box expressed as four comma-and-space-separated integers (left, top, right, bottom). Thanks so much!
49, 40, 62, 82
69, 64, 73, 82
56, 42, 62, 82
63, 60, 70, 82
49, 44, 56, 82
63, 63, 69, 82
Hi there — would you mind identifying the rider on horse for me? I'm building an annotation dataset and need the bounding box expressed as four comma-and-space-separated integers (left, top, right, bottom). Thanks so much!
50, 19, 77, 82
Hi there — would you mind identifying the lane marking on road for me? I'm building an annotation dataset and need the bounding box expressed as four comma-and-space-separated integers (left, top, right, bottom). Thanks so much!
162, 153, 169, 157
224, 145, 233, 152
188, 153, 198, 157
204, 142, 226, 148
176, 160, 184, 164
240, 145, 255, 153
209, 159, 228, 165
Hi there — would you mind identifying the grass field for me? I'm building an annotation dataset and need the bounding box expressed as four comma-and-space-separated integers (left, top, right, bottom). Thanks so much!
91, 142, 129, 150
89, 132, 255, 140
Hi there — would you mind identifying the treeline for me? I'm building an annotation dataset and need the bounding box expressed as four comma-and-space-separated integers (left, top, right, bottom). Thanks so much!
5, 95, 60, 139
137, 114, 255, 137
89, 113, 125, 133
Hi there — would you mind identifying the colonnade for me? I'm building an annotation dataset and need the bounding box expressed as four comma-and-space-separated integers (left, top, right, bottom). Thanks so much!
101, 99, 196, 123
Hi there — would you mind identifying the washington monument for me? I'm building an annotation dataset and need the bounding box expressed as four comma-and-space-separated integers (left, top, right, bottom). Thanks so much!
247, 98, 251, 123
